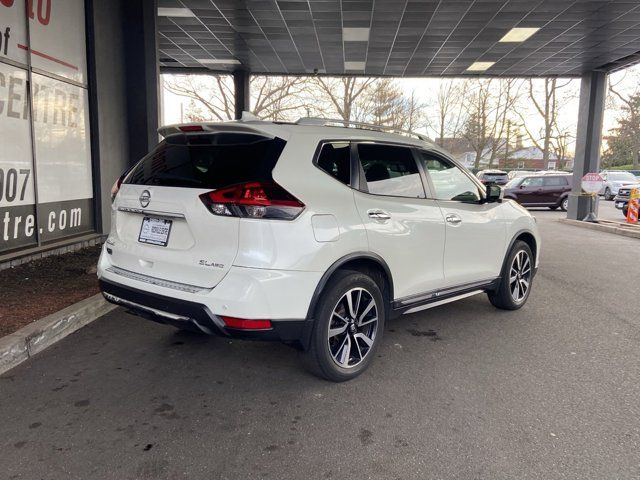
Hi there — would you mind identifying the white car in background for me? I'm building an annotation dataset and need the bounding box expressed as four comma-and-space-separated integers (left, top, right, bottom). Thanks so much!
98, 117, 540, 382
600, 171, 638, 200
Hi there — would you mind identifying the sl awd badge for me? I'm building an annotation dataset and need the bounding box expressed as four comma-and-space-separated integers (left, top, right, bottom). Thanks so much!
139, 190, 151, 208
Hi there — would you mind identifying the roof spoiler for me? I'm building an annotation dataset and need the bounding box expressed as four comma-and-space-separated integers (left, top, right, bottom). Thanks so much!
157, 112, 273, 138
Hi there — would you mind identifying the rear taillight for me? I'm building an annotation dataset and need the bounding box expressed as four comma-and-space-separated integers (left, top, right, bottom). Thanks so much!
110, 174, 125, 202
199, 181, 305, 220
221, 316, 272, 330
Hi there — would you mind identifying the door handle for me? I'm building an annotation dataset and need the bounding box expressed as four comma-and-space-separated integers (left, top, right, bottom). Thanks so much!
367, 209, 391, 220
445, 213, 462, 225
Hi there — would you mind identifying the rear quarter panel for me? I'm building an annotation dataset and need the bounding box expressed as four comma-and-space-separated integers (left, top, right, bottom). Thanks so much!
233, 134, 368, 272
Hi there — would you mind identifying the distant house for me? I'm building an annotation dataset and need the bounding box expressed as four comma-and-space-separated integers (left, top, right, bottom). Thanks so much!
504, 147, 559, 170
438, 137, 572, 171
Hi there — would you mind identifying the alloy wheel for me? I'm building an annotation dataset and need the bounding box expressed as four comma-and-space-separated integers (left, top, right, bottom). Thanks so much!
509, 250, 532, 303
327, 288, 378, 369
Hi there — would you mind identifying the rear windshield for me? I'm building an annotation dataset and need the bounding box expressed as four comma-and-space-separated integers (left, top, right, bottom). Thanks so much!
125, 133, 286, 189
483, 173, 508, 180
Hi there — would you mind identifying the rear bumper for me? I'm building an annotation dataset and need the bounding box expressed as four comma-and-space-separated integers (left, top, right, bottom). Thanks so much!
98, 247, 322, 320
100, 279, 314, 349
613, 196, 628, 209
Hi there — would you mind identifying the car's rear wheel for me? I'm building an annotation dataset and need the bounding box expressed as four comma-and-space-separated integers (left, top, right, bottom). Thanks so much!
302, 271, 384, 382
560, 197, 569, 211
604, 187, 613, 200
488, 240, 534, 310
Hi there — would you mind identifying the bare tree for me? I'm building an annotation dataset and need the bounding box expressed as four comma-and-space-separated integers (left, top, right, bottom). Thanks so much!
163, 74, 314, 122
462, 80, 492, 168
312, 77, 377, 123
429, 79, 468, 147
250, 76, 314, 121
488, 78, 523, 166
462, 79, 523, 168
517, 78, 576, 167
401, 90, 426, 133
553, 131, 575, 169
364, 79, 404, 127
164, 74, 235, 121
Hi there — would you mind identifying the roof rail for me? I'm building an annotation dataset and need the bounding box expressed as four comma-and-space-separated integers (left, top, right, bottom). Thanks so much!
295, 117, 432, 142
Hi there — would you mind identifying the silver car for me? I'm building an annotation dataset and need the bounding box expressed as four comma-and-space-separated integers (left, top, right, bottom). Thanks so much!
600, 171, 638, 200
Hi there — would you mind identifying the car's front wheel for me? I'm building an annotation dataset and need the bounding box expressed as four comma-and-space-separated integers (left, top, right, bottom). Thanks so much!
303, 271, 385, 382
560, 197, 569, 211
488, 240, 534, 310
604, 187, 613, 200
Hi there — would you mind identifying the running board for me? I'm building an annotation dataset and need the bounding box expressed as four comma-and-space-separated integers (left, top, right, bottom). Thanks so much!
402, 290, 485, 315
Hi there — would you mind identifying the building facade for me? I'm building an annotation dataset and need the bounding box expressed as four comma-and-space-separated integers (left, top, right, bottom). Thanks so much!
0, 0, 159, 264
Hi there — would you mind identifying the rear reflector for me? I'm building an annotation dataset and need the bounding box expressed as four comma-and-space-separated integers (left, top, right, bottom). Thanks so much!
199, 181, 305, 220
179, 125, 204, 132
221, 316, 272, 330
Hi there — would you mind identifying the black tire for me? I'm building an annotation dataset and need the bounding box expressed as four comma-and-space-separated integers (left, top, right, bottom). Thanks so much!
560, 197, 569, 212
488, 240, 534, 310
622, 206, 628, 218
604, 188, 613, 201
548, 205, 559, 210
302, 270, 385, 382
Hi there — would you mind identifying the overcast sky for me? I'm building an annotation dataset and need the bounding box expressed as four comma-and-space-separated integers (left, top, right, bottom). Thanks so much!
162, 63, 640, 154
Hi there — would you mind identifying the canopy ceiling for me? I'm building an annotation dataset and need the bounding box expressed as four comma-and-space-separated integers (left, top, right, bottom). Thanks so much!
157, 0, 640, 77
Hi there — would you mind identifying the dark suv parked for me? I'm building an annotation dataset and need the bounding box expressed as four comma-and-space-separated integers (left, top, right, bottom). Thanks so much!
503, 174, 572, 211
476, 169, 509, 185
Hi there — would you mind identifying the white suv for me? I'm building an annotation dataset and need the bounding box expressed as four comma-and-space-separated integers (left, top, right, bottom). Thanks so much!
98, 118, 540, 382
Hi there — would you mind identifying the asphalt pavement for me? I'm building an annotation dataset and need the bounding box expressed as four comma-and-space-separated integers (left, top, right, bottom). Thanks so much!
594, 196, 628, 222
1, 211, 639, 480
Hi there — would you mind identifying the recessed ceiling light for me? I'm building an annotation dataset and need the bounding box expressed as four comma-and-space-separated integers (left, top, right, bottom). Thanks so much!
344, 61, 366, 70
499, 27, 540, 43
466, 61, 495, 72
197, 59, 241, 65
158, 7, 195, 17
343, 28, 370, 42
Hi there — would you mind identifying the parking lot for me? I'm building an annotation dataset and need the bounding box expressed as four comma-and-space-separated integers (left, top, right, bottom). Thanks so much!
594, 197, 628, 222
1, 211, 639, 480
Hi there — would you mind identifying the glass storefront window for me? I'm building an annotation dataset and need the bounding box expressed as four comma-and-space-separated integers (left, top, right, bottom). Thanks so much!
0, 0, 94, 254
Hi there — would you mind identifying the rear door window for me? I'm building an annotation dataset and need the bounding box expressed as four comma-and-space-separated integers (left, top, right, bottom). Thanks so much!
521, 177, 544, 188
543, 176, 569, 187
125, 133, 286, 189
356, 143, 425, 198
316, 142, 351, 186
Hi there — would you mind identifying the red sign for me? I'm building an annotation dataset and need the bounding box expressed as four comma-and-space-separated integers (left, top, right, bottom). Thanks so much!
581, 173, 604, 194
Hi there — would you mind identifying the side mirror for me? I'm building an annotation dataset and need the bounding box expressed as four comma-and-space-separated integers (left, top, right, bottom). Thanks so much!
486, 184, 502, 203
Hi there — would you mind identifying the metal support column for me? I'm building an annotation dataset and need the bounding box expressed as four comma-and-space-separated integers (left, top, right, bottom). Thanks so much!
233, 69, 250, 120
123, 0, 160, 162
567, 71, 607, 220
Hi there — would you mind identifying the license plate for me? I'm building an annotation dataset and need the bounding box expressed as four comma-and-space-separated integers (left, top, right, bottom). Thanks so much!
616, 202, 623, 208
138, 217, 172, 246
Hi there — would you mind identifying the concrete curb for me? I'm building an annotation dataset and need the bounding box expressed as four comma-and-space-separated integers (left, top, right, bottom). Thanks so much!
559, 218, 640, 239
0, 293, 117, 376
